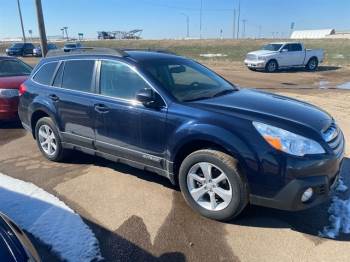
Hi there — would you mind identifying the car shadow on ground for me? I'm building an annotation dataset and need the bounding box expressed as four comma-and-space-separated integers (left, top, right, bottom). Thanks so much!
0, 119, 26, 146
254, 65, 341, 74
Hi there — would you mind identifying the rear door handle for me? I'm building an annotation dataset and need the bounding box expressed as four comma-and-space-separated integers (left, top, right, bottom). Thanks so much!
94, 104, 109, 113
49, 94, 59, 102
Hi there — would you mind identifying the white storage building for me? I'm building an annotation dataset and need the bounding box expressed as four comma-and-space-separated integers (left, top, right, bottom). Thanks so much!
290, 29, 335, 39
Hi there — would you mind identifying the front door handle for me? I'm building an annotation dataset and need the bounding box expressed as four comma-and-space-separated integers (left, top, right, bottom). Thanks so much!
94, 104, 109, 113
48, 94, 59, 102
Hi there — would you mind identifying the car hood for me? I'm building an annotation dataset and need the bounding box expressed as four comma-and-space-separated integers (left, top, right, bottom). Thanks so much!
0, 76, 28, 89
247, 50, 278, 57
191, 89, 332, 132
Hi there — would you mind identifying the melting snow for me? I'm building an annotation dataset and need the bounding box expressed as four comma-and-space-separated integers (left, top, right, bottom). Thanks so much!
0, 173, 102, 262
320, 177, 350, 239
337, 82, 350, 90
200, 53, 228, 58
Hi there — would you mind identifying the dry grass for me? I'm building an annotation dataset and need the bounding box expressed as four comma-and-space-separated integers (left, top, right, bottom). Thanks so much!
1, 38, 350, 66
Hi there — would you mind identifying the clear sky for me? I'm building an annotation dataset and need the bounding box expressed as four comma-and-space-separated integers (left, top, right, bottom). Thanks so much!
0, 0, 349, 40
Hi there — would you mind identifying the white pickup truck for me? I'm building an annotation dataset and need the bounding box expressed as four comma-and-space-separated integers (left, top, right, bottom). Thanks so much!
244, 42, 324, 72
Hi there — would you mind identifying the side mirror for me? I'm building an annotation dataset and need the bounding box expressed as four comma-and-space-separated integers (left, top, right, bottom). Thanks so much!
136, 88, 157, 107
281, 49, 288, 52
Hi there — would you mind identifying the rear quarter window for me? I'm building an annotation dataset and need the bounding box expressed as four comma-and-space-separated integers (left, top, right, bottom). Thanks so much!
33, 62, 58, 85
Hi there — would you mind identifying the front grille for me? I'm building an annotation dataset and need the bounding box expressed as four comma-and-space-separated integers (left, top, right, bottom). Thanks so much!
323, 123, 344, 155
246, 54, 257, 61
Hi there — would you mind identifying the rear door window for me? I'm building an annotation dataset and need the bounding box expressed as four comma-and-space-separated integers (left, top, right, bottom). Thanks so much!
61, 60, 95, 93
33, 62, 58, 85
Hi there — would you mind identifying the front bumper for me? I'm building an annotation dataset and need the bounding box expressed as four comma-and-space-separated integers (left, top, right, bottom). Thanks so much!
244, 59, 266, 69
250, 144, 345, 211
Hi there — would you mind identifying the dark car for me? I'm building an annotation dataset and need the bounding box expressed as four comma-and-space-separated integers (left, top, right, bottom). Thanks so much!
0, 57, 32, 120
33, 43, 58, 57
63, 42, 82, 52
6, 43, 35, 57
18, 48, 345, 221
0, 212, 41, 262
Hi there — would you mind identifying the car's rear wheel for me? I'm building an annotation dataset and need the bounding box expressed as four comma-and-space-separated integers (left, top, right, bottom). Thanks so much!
35, 117, 67, 162
179, 149, 248, 221
306, 57, 318, 71
265, 60, 278, 73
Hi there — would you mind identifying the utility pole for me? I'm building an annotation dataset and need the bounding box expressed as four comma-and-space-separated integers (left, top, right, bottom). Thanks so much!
61, 28, 65, 39
258, 25, 262, 39
34, 0, 48, 56
16, 0, 26, 42
242, 19, 247, 38
181, 13, 190, 38
233, 9, 236, 39
63, 26, 69, 40
236, 0, 241, 39
199, 0, 203, 39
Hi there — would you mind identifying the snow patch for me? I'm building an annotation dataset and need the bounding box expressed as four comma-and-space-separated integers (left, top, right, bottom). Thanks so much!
337, 82, 350, 90
200, 53, 227, 58
320, 177, 350, 239
0, 173, 102, 262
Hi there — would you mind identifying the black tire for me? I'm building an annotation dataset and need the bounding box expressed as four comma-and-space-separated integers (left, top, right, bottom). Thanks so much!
265, 60, 278, 73
306, 57, 318, 71
35, 117, 67, 162
179, 149, 248, 221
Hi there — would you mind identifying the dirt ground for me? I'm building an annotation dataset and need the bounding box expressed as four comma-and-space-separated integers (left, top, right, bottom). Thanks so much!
1, 57, 350, 261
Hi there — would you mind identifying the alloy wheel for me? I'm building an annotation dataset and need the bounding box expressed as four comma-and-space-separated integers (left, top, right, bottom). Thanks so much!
187, 162, 232, 211
38, 125, 57, 156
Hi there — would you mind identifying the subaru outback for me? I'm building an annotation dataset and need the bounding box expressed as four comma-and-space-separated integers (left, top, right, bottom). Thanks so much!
18, 48, 345, 221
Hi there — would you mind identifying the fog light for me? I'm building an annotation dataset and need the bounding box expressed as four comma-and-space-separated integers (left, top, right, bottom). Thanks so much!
301, 188, 313, 203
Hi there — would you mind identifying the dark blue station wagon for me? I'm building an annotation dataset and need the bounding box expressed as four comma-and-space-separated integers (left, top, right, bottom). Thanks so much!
18, 48, 345, 220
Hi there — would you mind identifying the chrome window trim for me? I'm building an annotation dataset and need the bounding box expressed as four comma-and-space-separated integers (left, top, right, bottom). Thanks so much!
31, 57, 168, 108
98, 58, 168, 108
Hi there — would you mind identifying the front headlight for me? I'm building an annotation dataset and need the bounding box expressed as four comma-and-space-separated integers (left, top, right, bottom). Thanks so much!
253, 122, 325, 156
0, 88, 19, 98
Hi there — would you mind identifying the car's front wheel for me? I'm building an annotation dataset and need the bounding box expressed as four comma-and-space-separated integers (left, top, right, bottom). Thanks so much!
265, 60, 278, 73
179, 149, 248, 221
35, 117, 67, 162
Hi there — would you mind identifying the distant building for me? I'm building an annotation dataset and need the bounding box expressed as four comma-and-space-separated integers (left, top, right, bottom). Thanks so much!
290, 29, 335, 39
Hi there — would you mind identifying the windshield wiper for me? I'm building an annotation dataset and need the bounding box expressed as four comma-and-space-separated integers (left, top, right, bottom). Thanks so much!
212, 89, 235, 98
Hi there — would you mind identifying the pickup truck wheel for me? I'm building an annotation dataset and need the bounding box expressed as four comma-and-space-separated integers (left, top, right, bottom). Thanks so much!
35, 117, 67, 162
265, 60, 278, 73
179, 149, 248, 221
306, 57, 318, 71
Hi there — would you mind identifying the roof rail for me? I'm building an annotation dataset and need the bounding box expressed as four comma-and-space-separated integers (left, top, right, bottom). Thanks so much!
122, 48, 178, 55
46, 47, 127, 57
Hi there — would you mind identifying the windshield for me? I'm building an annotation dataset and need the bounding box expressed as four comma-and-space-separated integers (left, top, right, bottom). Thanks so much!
144, 59, 236, 102
0, 60, 32, 77
262, 44, 282, 51
10, 43, 24, 48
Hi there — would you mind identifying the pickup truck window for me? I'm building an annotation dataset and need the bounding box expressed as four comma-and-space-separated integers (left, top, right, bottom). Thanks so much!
283, 44, 302, 52
262, 44, 282, 51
